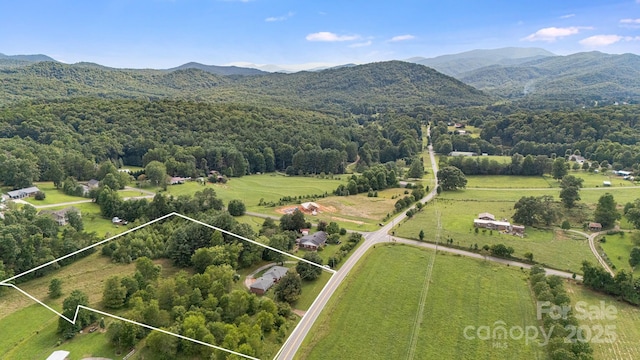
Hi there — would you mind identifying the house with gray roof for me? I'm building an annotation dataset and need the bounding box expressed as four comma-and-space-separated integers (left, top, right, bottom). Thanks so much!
249, 265, 289, 295
7, 186, 40, 199
297, 231, 327, 251
38, 207, 80, 226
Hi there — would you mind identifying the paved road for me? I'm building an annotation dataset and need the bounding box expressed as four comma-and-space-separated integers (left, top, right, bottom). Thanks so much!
275, 133, 441, 360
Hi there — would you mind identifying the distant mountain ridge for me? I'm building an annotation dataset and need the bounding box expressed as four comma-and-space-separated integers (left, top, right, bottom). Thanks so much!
168, 62, 267, 76
0, 53, 58, 69
406, 47, 555, 77
458, 51, 640, 101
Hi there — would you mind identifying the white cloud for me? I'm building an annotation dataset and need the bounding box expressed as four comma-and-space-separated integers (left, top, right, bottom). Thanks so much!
522, 26, 591, 42
349, 40, 373, 48
306, 32, 360, 42
560, 14, 575, 19
579, 35, 623, 46
579, 34, 640, 47
265, 11, 294, 22
389, 34, 416, 42
620, 18, 640, 28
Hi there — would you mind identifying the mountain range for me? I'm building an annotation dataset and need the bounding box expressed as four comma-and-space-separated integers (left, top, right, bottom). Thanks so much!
1, 47, 639, 104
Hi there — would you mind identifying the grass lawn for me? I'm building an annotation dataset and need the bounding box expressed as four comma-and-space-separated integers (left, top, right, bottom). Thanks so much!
565, 281, 640, 360
295, 271, 332, 311
599, 233, 640, 276
163, 174, 345, 210
41, 202, 130, 238
466, 175, 555, 189
297, 244, 544, 360
24, 182, 87, 205
396, 195, 596, 274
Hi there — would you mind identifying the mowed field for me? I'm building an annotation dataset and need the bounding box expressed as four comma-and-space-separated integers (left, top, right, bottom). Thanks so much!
396, 194, 595, 274
297, 245, 545, 360
598, 233, 640, 276
565, 282, 640, 360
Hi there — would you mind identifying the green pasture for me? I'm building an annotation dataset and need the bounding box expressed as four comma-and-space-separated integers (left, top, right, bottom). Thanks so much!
598, 232, 640, 276
396, 195, 596, 273
163, 174, 346, 209
565, 281, 640, 360
466, 175, 555, 189
297, 244, 543, 360
24, 182, 87, 205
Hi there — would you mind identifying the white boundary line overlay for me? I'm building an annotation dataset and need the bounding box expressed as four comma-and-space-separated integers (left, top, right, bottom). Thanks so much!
0, 212, 335, 360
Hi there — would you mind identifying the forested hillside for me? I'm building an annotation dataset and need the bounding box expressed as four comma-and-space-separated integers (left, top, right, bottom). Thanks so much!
459, 52, 640, 103
0, 60, 493, 110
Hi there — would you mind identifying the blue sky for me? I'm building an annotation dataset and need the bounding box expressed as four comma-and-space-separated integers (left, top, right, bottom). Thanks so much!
1, 0, 639, 69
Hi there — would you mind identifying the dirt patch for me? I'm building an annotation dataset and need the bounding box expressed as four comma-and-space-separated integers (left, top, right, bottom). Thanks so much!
275, 204, 336, 215
330, 216, 364, 225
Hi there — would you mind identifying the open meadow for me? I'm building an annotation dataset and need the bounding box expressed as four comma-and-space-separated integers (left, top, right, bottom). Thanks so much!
598, 233, 640, 276
565, 281, 640, 360
395, 190, 597, 274
297, 244, 545, 360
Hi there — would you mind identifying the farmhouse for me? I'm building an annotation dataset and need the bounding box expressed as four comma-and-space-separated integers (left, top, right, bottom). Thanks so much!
473, 214, 525, 236
473, 219, 512, 231
569, 155, 586, 164
589, 222, 602, 231
250, 266, 289, 295
448, 151, 477, 157
87, 179, 100, 189
7, 186, 40, 199
170, 176, 186, 185
38, 207, 80, 226
297, 231, 328, 250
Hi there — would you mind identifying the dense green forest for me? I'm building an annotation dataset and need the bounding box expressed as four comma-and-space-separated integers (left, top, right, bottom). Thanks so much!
0, 97, 426, 187
431, 104, 640, 171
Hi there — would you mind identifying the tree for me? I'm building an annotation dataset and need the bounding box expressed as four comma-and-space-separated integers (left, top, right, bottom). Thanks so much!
145, 160, 167, 188
513, 196, 557, 226
559, 186, 580, 209
103, 276, 127, 309
58, 290, 95, 339
146, 329, 179, 360
551, 157, 568, 180
66, 210, 84, 231
630, 248, 640, 268
107, 320, 139, 351
438, 166, 467, 191
136, 257, 161, 284
407, 158, 424, 178
326, 222, 340, 235
275, 270, 302, 303
524, 252, 534, 261
419, 229, 425, 241
296, 252, 323, 281
561, 220, 571, 230
48, 278, 63, 299
624, 199, 640, 229
594, 193, 620, 229
227, 199, 246, 216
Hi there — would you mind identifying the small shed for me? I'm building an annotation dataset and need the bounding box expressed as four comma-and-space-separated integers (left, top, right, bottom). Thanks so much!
589, 222, 602, 231
512, 225, 525, 235
603, 181, 611, 187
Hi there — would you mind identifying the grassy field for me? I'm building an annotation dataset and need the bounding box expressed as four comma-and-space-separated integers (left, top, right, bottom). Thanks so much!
24, 182, 87, 205
396, 194, 596, 274
297, 244, 544, 360
599, 233, 640, 276
39, 202, 130, 238
163, 174, 346, 210
565, 281, 640, 360
0, 253, 182, 359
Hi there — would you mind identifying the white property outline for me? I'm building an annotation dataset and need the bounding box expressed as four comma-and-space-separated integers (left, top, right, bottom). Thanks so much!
0, 212, 335, 360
